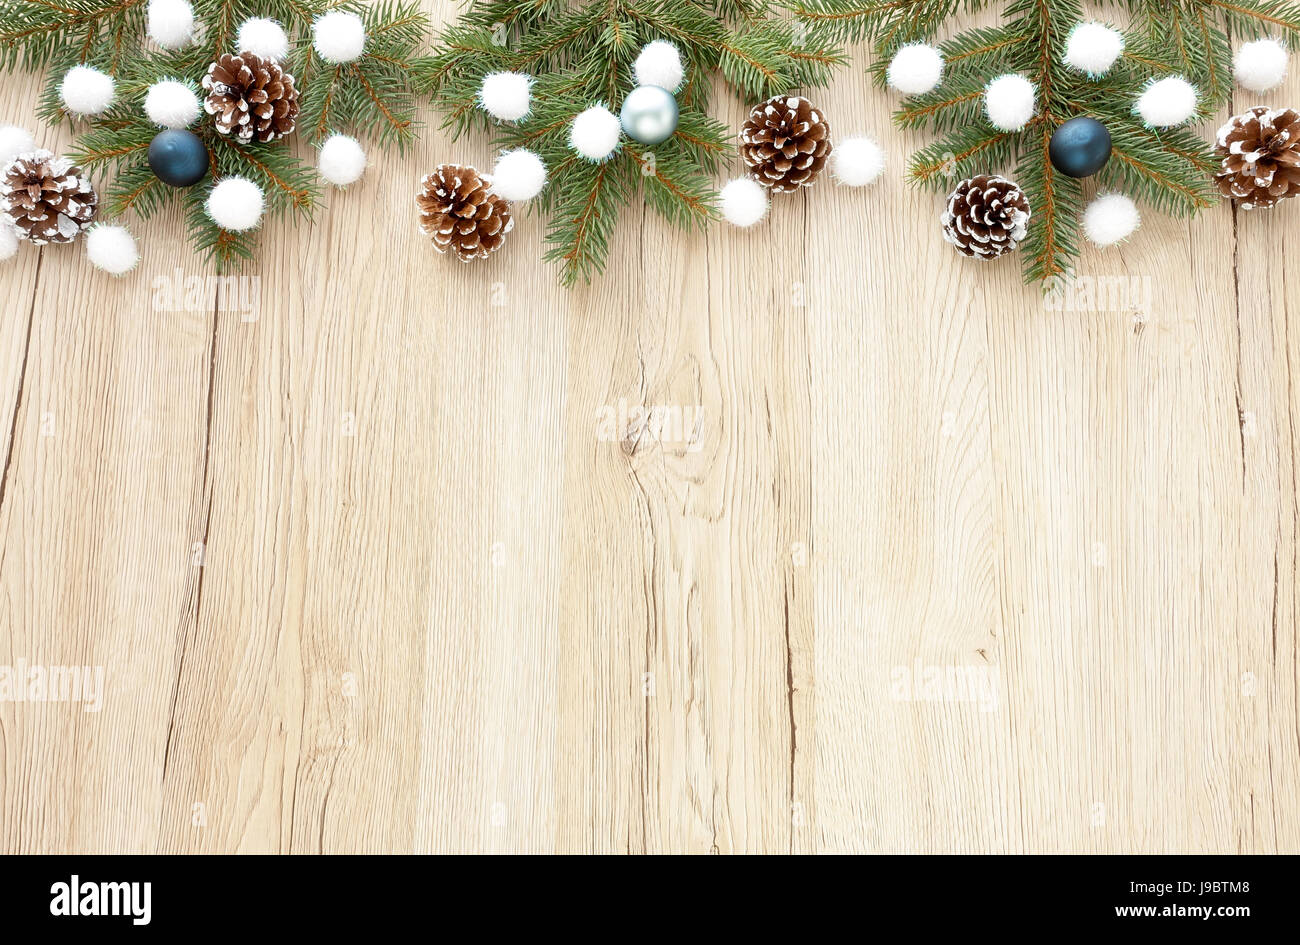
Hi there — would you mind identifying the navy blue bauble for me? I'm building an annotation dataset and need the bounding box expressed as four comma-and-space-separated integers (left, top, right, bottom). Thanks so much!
148, 129, 210, 188
1048, 117, 1112, 178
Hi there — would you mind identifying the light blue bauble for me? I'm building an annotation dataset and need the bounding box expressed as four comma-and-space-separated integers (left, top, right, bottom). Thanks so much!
620, 85, 679, 146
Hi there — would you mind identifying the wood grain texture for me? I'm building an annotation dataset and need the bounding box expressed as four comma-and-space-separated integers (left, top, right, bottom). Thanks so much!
0, 5, 1297, 853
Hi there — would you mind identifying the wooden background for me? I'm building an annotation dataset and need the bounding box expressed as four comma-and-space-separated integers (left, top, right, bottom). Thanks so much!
1, 3, 1298, 854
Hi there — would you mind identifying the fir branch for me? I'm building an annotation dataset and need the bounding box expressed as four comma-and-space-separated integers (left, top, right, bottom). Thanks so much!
296, 0, 428, 145
1202, 0, 1300, 33
430, 0, 843, 283
908, 125, 1018, 184
108, 158, 168, 216
821, 0, 1246, 282
209, 133, 317, 213
625, 140, 718, 227
70, 131, 150, 165
895, 76, 986, 131
186, 187, 258, 268
543, 154, 637, 286
3, 0, 432, 264
1019, 119, 1076, 282
0, 0, 145, 69
669, 105, 731, 170
787, 0, 911, 45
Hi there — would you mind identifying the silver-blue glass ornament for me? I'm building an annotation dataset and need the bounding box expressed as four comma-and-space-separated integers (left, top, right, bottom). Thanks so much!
620, 85, 679, 146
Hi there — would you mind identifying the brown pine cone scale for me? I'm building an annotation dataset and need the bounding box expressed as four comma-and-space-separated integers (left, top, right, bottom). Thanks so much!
941, 174, 1031, 260
1, 149, 98, 244
416, 164, 513, 262
203, 51, 300, 144
740, 95, 832, 193
1215, 106, 1300, 210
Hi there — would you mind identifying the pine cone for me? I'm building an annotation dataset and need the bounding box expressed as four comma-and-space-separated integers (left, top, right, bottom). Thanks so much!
202, 51, 300, 144
1, 149, 98, 245
416, 164, 513, 262
941, 174, 1031, 259
740, 95, 832, 193
1214, 106, 1300, 210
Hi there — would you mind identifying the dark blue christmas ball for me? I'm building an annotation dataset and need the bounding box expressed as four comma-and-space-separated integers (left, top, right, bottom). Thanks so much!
1048, 117, 1112, 178
147, 129, 210, 187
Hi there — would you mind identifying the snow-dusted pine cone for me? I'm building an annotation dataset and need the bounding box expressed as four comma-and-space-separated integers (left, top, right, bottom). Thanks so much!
1214, 106, 1300, 210
416, 164, 513, 262
202, 51, 300, 144
941, 175, 1031, 260
1, 150, 98, 244
740, 94, 832, 193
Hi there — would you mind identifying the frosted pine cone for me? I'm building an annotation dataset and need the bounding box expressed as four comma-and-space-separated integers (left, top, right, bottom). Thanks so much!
1, 150, 98, 244
203, 51, 300, 144
941, 174, 1031, 259
740, 95, 832, 193
1214, 106, 1300, 209
416, 164, 513, 262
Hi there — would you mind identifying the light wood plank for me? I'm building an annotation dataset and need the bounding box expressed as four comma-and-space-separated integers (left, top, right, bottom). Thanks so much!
0, 4, 1296, 853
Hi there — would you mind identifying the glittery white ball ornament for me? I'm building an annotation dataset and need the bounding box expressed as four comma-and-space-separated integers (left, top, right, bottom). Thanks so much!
145, 80, 200, 128
479, 72, 533, 122
318, 134, 366, 186
491, 149, 547, 201
569, 105, 622, 161
1135, 76, 1198, 128
0, 224, 18, 262
0, 125, 37, 165
634, 40, 684, 92
1235, 38, 1288, 93
720, 178, 768, 227
830, 136, 885, 186
85, 224, 140, 275
313, 11, 366, 64
1082, 193, 1141, 246
886, 44, 944, 95
61, 65, 116, 116
206, 177, 264, 231
1064, 22, 1124, 76
984, 74, 1036, 131
238, 17, 289, 61
147, 0, 194, 50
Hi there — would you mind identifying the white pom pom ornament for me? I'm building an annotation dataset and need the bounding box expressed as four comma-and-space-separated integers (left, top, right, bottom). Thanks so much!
830, 136, 885, 186
1082, 193, 1140, 246
984, 74, 1036, 131
147, 0, 194, 50
0, 224, 18, 262
206, 177, 265, 231
0, 125, 37, 165
1235, 38, 1288, 93
1135, 76, 1197, 127
635, 40, 684, 92
720, 178, 768, 227
1064, 22, 1124, 76
569, 105, 622, 161
313, 11, 366, 63
145, 80, 200, 128
318, 134, 366, 186
85, 224, 139, 275
61, 65, 116, 116
479, 72, 533, 122
491, 149, 547, 201
238, 17, 289, 61
887, 44, 944, 95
